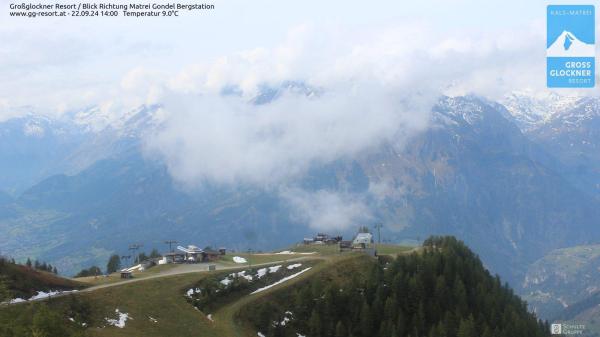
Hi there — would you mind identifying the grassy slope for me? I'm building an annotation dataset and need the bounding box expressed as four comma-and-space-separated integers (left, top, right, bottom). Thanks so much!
82, 253, 397, 336
81, 257, 337, 337
1, 244, 412, 337
83, 272, 215, 337
234, 253, 377, 336
374, 243, 415, 255
73, 264, 180, 286
219, 253, 303, 266
1, 262, 84, 299
210, 255, 363, 337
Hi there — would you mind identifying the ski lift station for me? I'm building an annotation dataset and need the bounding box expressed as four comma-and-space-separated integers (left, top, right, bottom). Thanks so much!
158, 245, 223, 264
353, 233, 374, 246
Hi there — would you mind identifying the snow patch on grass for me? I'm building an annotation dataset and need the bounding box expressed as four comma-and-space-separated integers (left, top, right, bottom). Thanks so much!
186, 288, 201, 298
256, 268, 268, 278
251, 268, 312, 294
233, 256, 247, 263
105, 309, 131, 328
4, 290, 78, 304
274, 251, 316, 255
8, 298, 25, 304
237, 270, 253, 281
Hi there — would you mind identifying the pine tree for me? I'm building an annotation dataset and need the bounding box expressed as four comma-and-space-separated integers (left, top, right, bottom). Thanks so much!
309, 309, 322, 337
149, 248, 161, 258
384, 296, 398, 323
457, 315, 477, 337
0, 276, 12, 302
481, 325, 493, 337
359, 300, 373, 337
31, 304, 69, 337
335, 320, 347, 337
106, 254, 121, 274
396, 311, 406, 337
26, 258, 32, 268
240, 236, 551, 337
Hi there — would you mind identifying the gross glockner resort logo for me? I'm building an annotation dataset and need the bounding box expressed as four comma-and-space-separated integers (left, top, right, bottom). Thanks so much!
547, 5, 595, 88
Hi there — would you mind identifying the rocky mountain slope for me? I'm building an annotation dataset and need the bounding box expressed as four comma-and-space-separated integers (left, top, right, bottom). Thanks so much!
1, 91, 599, 291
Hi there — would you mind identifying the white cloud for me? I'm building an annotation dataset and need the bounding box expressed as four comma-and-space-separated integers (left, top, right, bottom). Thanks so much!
0, 9, 565, 230
142, 21, 550, 188
134, 21, 554, 232
281, 188, 373, 231
144, 84, 429, 187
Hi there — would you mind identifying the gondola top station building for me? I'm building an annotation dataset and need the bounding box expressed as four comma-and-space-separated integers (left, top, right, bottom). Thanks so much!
158, 245, 224, 264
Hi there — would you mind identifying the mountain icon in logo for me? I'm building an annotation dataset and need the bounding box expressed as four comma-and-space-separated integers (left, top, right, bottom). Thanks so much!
547, 30, 595, 57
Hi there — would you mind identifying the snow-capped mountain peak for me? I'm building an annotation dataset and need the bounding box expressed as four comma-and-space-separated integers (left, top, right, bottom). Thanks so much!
501, 91, 581, 131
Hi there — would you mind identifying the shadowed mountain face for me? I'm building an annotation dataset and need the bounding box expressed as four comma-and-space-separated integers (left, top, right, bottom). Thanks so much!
521, 245, 600, 319
355, 96, 600, 283
2, 154, 309, 274
527, 97, 600, 198
0, 115, 90, 195
1, 94, 599, 287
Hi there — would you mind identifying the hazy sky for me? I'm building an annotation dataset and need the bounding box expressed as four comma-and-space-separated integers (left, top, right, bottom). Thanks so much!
0, 0, 589, 230
0, 0, 564, 115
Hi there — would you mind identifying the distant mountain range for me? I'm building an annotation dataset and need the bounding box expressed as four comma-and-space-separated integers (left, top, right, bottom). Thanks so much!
1, 87, 600, 322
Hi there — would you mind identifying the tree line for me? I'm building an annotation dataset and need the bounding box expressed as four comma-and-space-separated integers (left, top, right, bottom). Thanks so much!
24, 258, 57, 274
0, 255, 58, 275
243, 236, 551, 337
75, 248, 162, 277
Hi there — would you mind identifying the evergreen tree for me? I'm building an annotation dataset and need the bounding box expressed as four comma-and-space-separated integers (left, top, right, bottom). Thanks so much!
396, 312, 407, 337
0, 276, 12, 302
359, 300, 373, 337
138, 252, 148, 263
26, 258, 32, 268
242, 236, 551, 337
75, 266, 102, 278
309, 309, 322, 337
106, 254, 121, 274
149, 248, 161, 258
335, 320, 347, 337
457, 315, 477, 337
31, 304, 70, 337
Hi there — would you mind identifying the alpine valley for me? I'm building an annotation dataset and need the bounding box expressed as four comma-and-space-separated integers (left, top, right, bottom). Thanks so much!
1, 86, 600, 324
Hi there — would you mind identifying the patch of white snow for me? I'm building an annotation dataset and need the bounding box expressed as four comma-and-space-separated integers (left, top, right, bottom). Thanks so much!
251, 268, 312, 294
233, 256, 247, 263
105, 309, 130, 328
